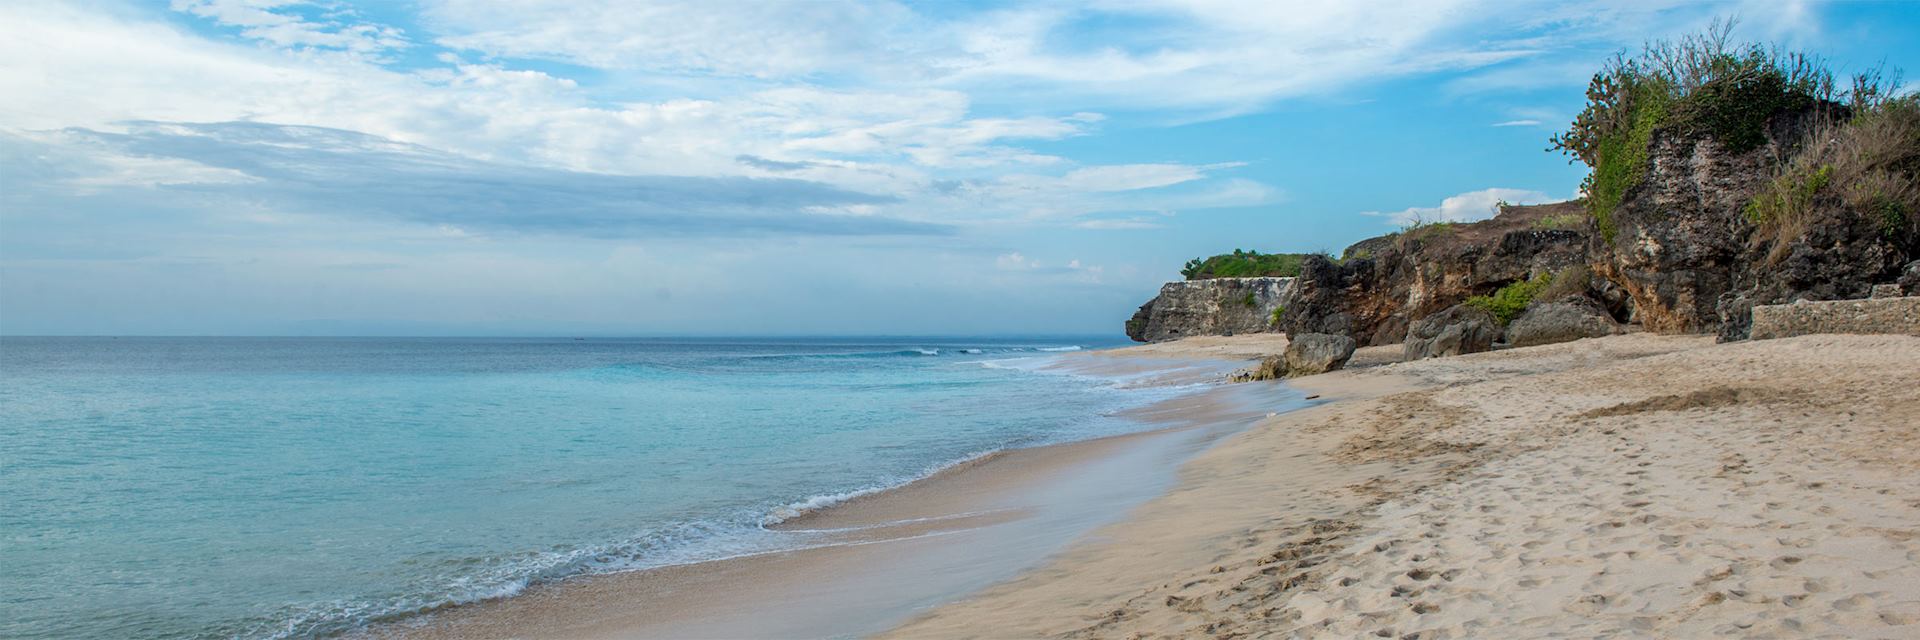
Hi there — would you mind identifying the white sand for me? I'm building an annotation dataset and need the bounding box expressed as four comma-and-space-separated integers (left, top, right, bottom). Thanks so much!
885, 333, 1920, 639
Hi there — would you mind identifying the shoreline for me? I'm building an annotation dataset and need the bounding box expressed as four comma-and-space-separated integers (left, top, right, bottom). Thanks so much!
380, 331, 1920, 639
378, 348, 1299, 639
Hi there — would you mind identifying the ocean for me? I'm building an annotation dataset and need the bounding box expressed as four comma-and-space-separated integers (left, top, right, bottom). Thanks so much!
0, 336, 1211, 639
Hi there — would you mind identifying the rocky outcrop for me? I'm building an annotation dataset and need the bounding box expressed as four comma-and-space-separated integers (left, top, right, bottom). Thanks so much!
1282, 333, 1357, 377
1713, 204, 1914, 341
1749, 296, 1920, 340
1403, 304, 1501, 360
1129, 109, 1913, 347
1585, 105, 1915, 341
1506, 296, 1622, 348
1278, 202, 1599, 346
1125, 277, 1293, 343
1589, 128, 1775, 334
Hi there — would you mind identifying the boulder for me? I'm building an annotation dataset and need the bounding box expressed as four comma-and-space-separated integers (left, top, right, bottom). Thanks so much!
1901, 260, 1920, 296
1229, 355, 1287, 382
1282, 333, 1357, 377
1506, 296, 1621, 348
1404, 304, 1501, 360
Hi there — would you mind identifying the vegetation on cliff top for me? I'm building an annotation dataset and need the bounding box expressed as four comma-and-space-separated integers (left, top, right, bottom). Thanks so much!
1181, 250, 1314, 280
1744, 93, 1920, 261
1550, 20, 1905, 242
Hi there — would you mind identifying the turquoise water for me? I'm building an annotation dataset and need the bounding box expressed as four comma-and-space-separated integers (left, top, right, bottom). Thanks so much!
0, 336, 1180, 639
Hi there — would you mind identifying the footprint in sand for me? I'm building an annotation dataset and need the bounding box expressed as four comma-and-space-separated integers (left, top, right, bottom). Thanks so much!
1881, 601, 1920, 625
1566, 593, 1611, 615
1832, 593, 1874, 612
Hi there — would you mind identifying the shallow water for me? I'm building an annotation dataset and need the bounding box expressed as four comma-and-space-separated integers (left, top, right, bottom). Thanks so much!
0, 336, 1198, 639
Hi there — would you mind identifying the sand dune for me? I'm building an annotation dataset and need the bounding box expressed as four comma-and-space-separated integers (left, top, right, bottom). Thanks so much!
884, 333, 1920, 639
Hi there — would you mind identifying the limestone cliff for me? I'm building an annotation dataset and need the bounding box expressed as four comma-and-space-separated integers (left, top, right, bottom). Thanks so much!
1125, 277, 1292, 343
1125, 108, 1914, 347
1279, 202, 1607, 346
1588, 105, 1916, 339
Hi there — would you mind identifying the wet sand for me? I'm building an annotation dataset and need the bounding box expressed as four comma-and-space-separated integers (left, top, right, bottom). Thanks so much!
381, 354, 1302, 639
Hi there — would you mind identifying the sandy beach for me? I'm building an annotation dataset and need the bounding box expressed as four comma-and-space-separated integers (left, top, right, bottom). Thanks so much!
889, 333, 1920, 639
376, 333, 1920, 639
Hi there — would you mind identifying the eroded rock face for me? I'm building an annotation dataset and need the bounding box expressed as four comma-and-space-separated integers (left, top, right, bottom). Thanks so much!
1591, 105, 1914, 340
1506, 296, 1621, 348
1125, 277, 1293, 343
1279, 202, 1593, 346
1589, 129, 1769, 335
1716, 207, 1913, 341
1404, 304, 1501, 360
1283, 333, 1357, 377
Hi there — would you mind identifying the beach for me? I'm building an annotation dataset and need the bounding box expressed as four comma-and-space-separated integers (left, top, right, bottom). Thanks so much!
380, 332, 1920, 639
890, 333, 1920, 638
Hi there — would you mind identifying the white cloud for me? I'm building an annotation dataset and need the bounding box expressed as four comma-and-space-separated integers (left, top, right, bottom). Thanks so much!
1362, 187, 1557, 226
171, 0, 409, 59
994, 252, 1105, 283
1074, 217, 1164, 230
407, 0, 1694, 116
424, 0, 922, 78
5, 3, 1253, 231
1492, 119, 1542, 127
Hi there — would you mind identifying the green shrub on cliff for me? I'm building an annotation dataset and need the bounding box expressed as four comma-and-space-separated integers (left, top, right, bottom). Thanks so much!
1549, 20, 1897, 242
1391, 219, 1457, 253
1745, 94, 1920, 260
1465, 273, 1553, 325
1181, 250, 1311, 280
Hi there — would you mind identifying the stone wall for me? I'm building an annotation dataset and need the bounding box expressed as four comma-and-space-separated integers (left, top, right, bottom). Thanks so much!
1748, 296, 1920, 340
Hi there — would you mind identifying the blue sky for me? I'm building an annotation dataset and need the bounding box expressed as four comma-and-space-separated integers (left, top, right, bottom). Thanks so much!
3, 0, 1917, 336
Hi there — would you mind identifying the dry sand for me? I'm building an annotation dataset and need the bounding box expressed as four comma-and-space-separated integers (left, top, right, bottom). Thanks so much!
885, 333, 1920, 639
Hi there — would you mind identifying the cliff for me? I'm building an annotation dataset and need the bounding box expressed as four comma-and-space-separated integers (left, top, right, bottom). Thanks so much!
1125, 42, 1919, 348
1127, 104, 1914, 347
1125, 277, 1293, 343
1278, 201, 1606, 346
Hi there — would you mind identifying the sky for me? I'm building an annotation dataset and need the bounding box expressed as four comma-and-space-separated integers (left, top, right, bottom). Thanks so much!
2, 1, 1917, 336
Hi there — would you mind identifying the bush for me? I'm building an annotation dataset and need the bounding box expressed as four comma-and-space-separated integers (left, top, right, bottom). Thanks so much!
1548, 20, 1895, 242
1465, 273, 1554, 325
1536, 265, 1593, 301
1532, 213, 1586, 231
1745, 94, 1920, 260
1181, 249, 1313, 279
1270, 306, 1286, 326
1392, 219, 1457, 252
